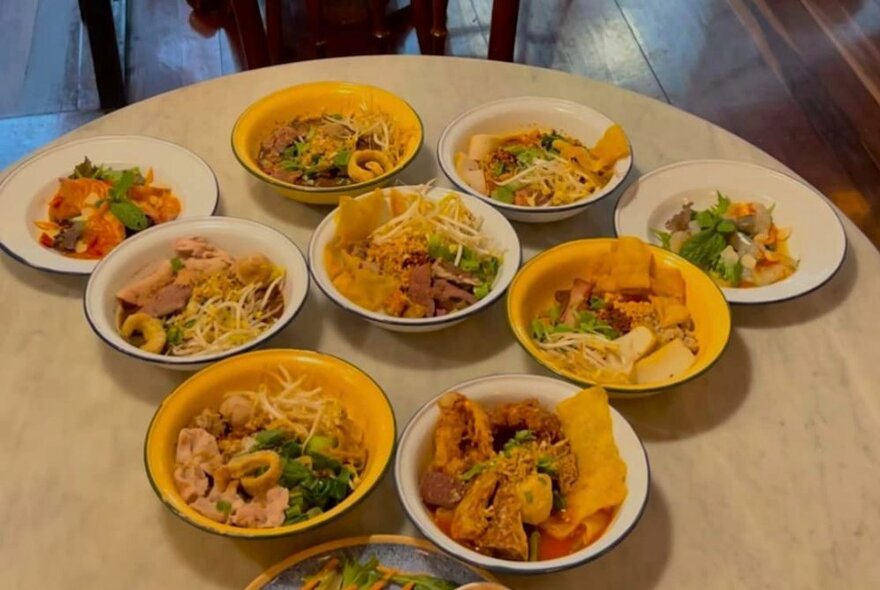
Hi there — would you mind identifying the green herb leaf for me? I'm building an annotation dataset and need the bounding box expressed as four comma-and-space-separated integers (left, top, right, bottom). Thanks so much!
70, 157, 98, 179
552, 490, 567, 511
109, 169, 137, 201
474, 282, 490, 300
170, 257, 183, 273
109, 201, 150, 231
716, 219, 737, 234
333, 149, 351, 168
679, 230, 728, 270
491, 161, 505, 176
254, 429, 287, 449
537, 455, 557, 476
460, 463, 486, 481
712, 191, 731, 215
540, 132, 564, 152
503, 430, 536, 454
651, 228, 673, 250
215, 500, 232, 514
589, 296, 605, 311
490, 184, 515, 203
166, 325, 183, 346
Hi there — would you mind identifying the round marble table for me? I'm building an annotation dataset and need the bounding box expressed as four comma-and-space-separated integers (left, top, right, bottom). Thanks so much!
2, 56, 878, 590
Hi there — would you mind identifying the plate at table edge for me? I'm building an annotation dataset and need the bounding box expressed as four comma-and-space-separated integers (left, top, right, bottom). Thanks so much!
0, 134, 219, 275
245, 535, 498, 590
613, 159, 847, 305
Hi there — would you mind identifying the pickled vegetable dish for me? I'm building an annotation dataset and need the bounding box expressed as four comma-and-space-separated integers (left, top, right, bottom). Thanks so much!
35, 157, 181, 259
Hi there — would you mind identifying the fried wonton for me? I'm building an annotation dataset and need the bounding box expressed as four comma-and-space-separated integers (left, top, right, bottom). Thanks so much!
596, 236, 652, 294
590, 124, 630, 170
541, 386, 627, 540
334, 188, 389, 245
325, 246, 398, 311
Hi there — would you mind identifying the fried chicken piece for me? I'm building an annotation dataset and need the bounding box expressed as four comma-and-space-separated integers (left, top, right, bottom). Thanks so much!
489, 399, 564, 443
451, 470, 499, 542
477, 482, 529, 561
431, 392, 494, 476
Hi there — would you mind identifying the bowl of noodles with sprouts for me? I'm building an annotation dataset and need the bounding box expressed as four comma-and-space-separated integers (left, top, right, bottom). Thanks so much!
232, 81, 423, 205
84, 216, 309, 370
144, 348, 396, 538
308, 184, 521, 333
438, 97, 632, 223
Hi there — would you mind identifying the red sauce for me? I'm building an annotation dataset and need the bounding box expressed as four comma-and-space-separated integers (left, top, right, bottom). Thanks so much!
538, 527, 585, 560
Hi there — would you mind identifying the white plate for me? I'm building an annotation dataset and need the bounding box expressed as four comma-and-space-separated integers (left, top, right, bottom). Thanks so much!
394, 373, 650, 574
84, 216, 309, 371
0, 135, 219, 275
437, 96, 633, 223
614, 160, 847, 304
308, 185, 521, 333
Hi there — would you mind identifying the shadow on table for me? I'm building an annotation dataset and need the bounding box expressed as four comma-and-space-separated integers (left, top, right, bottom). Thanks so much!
159, 474, 407, 588
98, 344, 188, 404
331, 298, 513, 365
613, 329, 751, 441
732, 243, 858, 328
496, 478, 672, 589
0, 254, 86, 298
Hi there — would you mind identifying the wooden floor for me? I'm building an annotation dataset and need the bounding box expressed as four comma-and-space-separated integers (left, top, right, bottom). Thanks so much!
2, 0, 879, 246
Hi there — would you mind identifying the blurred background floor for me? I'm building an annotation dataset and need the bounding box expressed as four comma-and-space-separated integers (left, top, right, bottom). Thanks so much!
2, 0, 879, 246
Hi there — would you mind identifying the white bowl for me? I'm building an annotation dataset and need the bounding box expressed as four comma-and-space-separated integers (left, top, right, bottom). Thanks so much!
437, 97, 633, 223
0, 135, 219, 275
394, 374, 650, 574
613, 160, 847, 304
308, 185, 521, 333
84, 216, 309, 370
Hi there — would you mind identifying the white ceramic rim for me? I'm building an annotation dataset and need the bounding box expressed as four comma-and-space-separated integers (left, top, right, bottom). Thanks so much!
0, 134, 220, 275
613, 159, 847, 304
307, 185, 522, 326
437, 96, 634, 214
394, 373, 651, 574
83, 216, 309, 366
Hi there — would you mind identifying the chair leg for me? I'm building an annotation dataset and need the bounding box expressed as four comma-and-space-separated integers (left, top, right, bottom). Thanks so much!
304, 0, 328, 57
266, 0, 282, 64
78, 0, 126, 108
411, 0, 431, 54
430, 0, 448, 55
368, 0, 391, 53
488, 0, 520, 62
231, 0, 270, 69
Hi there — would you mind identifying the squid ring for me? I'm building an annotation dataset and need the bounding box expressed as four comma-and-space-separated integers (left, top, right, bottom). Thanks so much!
347, 150, 393, 183
120, 312, 167, 353
227, 450, 282, 496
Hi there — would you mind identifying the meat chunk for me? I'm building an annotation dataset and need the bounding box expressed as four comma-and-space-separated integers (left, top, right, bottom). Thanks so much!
477, 483, 529, 561
432, 279, 476, 307
219, 394, 254, 429
431, 392, 494, 476
229, 486, 289, 528
190, 496, 229, 522
560, 279, 592, 327
432, 260, 480, 287
173, 463, 209, 503
489, 399, 564, 443
407, 263, 435, 317
138, 283, 192, 317
116, 260, 174, 306
175, 428, 222, 472
548, 442, 579, 494
420, 470, 466, 508
451, 470, 499, 542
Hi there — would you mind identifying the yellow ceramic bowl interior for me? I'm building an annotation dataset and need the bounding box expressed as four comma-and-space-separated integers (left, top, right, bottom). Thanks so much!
231, 81, 423, 205
507, 238, 731, 396
144, 349, 396, 538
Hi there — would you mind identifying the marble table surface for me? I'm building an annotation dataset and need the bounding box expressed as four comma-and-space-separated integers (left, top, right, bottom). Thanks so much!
1, 56, 878, 590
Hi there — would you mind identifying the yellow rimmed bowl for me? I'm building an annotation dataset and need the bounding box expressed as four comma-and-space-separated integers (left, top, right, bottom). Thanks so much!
144, 349, 396, 538
507, 238, 731, 396
231, 81, 423, 205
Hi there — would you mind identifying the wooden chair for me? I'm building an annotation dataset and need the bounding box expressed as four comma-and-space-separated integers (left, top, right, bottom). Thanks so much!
488, 0, 520, 62
228, 0, 520, 69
